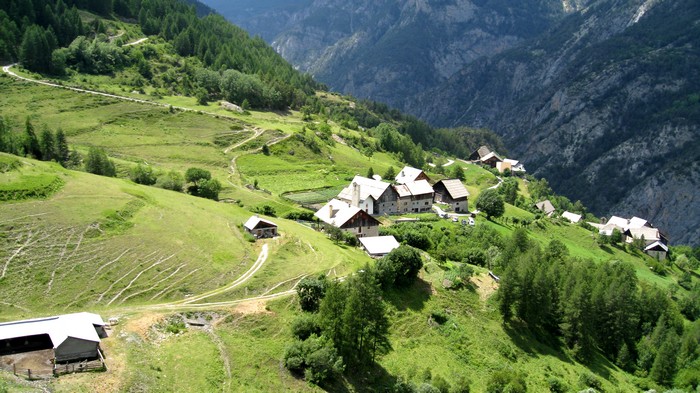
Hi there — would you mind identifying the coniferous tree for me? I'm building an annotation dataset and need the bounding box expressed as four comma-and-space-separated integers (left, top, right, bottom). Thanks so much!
39, 127, 55, 161
23, 118, 41, 158
54, 128, 69, 166
85, 146, 116, 176
19, 24, 54, 73
452, 164, 465, 181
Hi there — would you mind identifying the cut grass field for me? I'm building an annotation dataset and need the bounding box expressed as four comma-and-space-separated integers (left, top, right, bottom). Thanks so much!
0, 156, 370, 321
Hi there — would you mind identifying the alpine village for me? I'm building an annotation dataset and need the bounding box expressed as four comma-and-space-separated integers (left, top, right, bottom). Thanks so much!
0, 1, 699, 392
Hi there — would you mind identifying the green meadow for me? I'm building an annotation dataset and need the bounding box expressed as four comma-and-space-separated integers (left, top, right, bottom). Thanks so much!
0, 57, 691, 393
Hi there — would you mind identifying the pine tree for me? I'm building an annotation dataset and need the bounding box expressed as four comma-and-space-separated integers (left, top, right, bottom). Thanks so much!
85, 147, 116, 177
55, 128, 69, 166
650, 331, 680, 385
19, 24, 53, 73
452, 165, 465, 181
383, 166, 396, 181
23, 118, 41, 158
39, 127, 55, 161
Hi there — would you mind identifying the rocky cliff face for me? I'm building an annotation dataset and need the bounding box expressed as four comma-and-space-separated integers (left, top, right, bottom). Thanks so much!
204, 0, 699, 245
410, 0, 700, 245
210, 0, 579, 104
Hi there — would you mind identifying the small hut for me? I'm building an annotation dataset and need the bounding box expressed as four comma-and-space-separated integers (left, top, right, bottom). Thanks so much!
244, 216, 278, 239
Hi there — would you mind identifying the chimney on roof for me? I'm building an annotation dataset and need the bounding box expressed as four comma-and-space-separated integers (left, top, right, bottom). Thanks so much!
328, 203, 334, 218
351, 182, 360, 208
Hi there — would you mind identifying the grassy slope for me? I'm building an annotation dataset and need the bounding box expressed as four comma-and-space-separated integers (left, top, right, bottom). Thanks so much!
0, 25, 685, 392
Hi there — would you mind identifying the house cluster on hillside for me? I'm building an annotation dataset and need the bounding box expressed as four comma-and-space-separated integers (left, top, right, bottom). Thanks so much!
534, 199, 669, 260
313, 166, 470, 254
469, 146, 526, 174
589, 216, 669, 259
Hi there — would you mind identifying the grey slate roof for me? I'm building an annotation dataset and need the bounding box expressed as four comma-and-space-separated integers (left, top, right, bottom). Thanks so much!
436, 179, 469, 199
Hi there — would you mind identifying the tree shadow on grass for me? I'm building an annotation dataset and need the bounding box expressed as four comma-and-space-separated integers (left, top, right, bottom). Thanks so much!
503, 321, 571, 364
503, 322, 619, 384
383, 278, 432, 312
334, 362, 398, 393
599, 245, 614, 254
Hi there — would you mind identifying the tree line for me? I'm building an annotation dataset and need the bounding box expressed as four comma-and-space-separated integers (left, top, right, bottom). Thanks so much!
286, 246, 424, 386
498, 232, 700, 389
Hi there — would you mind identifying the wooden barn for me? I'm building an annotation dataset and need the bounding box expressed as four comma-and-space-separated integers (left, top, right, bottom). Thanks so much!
433, 179, 469, 213
244, 216, 278, 239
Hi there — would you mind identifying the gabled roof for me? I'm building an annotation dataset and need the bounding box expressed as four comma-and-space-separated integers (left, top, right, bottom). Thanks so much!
626, 227, 661, 242
535, 200, 556, 215
645, 241, 669, 252
628, 216, 649, 229
606, 216, 629, 229
359, 236, 400, 256
404, 180, 434, 196
338, 175, 392, 202
435, 179, 469, 199
315, 199, 378, 228
0, 312, 105, 347
503, 158, 526, 171
395, 166, 425, 184
481, 151, 502, 162
472, 146, 492, 160
393, 184, 412, 198
244, 216, 277, 230
562, 211, 582, 223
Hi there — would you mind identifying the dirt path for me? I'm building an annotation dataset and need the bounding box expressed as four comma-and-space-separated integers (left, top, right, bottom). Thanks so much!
123, 37, 148, 47
223, 128, 264, 154
1, 64, 240, 122
178, 244, 268, 305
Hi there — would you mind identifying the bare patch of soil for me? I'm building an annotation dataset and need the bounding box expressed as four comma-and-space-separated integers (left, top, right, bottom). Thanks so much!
471, 272, 499, 302
232, 299, 272, 315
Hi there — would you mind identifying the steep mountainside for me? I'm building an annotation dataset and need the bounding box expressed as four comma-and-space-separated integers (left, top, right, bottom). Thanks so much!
204, 0, 587, 104
206, 0, 700, 246
410, 0, 700, 245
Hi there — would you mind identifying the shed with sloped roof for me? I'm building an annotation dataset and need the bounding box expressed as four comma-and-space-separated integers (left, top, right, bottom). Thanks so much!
433, 179, 469, 213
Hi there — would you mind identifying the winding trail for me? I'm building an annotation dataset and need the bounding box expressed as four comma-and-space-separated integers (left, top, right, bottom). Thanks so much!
2, 64, 239, 122
123, 37, 148, 47
1, 65, 307, 315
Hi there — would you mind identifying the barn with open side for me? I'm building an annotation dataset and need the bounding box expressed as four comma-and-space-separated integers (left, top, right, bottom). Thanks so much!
0, 312, 107, 363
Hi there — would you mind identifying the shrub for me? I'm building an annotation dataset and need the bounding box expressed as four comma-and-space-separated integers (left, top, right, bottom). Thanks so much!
578, 372, 602, 391
130, 164, 157, 185
291, 314, 322, 340
296, 275, 328, 312
486, 369, 527, 393
376, 245, 423, 288
283, 335, 343, 384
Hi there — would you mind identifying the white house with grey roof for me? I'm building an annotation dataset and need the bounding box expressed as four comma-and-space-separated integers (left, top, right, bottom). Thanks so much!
314, 199, 380, 237
395, 166, 430, 184
337, 175, 398, 215
394, 180, 435, 213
